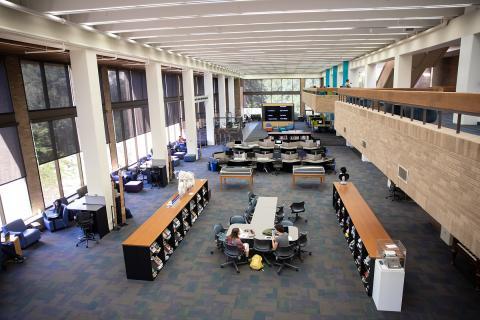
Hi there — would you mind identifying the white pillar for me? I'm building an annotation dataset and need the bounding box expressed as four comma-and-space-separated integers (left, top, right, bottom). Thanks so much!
455, 34, 480, 125
228, 76, 235, 117
182, 68, 197, 158
365, 63, 376, 88
218, 74, 226, 127
204, 72, 215, 145
349, 67, 358, 87
393, 54, 412, 88
145, 62, 169, 178
70, 49, 114, 229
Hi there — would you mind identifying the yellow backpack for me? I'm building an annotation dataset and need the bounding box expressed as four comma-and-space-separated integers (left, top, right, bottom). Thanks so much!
249, 254, 264, 270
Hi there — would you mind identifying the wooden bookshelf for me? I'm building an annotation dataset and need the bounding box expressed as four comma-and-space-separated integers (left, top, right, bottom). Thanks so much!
332, 182, 391, 295
122, 179, 209, 280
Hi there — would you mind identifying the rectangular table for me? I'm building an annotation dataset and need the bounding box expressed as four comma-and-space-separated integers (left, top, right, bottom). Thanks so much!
292, 166, 326, 187
67, 196, 110, 239
219, 167, 253, 190
227, 197, 298, 242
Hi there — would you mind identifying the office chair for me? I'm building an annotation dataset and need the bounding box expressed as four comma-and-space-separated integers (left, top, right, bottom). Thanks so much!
273, 160, 283, 175
210, 224, 226, 254
220, 243, 248, 273
274, 243, 299, 274
281, 220, 294, 227
75, 211, 98, 248
386, 182, 402, 201
275, 206, 284, 224
253, 239, 272, 267
296, 232, 312, 262
230, 215, 246, 225
290, 201, 307, 223
247, 191, 257, 205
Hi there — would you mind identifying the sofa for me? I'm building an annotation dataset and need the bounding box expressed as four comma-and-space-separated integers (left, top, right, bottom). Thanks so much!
2, 219, 41, 249
43, 204, 70, 232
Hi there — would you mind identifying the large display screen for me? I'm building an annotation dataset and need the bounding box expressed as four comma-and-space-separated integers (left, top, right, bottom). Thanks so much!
263, 105, 293, 121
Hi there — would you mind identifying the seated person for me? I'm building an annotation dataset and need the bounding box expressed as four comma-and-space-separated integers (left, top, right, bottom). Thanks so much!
177, 136, 186, 144
226, 227, 249, 257
271, 224, 289, 250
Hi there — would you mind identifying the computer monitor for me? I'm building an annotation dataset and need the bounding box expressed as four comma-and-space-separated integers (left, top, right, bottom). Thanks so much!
225, 150, 234, 156
234, 140, 242, 145
247, 152, 255, 159
275, 140, 282, 145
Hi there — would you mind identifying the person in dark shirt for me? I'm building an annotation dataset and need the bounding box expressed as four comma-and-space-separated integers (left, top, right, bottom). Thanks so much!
226, 228, 249, 257
272, 224, 289, 250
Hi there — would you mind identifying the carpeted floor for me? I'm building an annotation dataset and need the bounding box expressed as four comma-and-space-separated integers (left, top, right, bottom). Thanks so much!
0, 145, 479, 320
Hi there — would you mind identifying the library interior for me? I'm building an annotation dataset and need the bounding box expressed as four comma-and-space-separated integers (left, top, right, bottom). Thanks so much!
0, 1, 479, 319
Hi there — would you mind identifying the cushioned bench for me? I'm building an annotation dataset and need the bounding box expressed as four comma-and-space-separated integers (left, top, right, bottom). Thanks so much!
124, 181, 144, 193
292, 166, 325, 187
219, 167, 254, 189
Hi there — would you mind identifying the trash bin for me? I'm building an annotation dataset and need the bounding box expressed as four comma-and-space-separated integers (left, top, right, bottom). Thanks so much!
209, 160, 218, 171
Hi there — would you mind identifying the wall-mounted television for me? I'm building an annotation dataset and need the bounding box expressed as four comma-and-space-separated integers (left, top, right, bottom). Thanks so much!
262, 104, 293, 122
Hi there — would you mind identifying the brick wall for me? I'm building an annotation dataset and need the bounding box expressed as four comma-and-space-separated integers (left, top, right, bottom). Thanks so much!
335, 101, 480, 256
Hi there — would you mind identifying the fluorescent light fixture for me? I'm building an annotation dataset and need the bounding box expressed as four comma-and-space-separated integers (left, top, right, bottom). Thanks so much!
156, 47, 163, 51
81, 24, 96, 31
387, 26, 424, 29
143, 43, 151, 48
127, 39, 137, 43
106, 32, 120, 39
45, 14, 66, 24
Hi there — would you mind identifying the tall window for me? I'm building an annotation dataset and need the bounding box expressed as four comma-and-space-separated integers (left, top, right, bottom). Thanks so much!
31, 118, 83, 206
305, 78, 321, 88
243, 78, 301, 117
0, 60, 13, 114
108, 69, 147, 103
21, 60, 73, 110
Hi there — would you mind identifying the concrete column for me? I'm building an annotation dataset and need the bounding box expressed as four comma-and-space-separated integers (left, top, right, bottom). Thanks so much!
218, 74, 226, 127
145, 62, 169, 176
228, 76, 235, 117
349, 67, 358, 87
300, 78, 306, 116
455, 34, 480, 125
203, 72, 215, 145
325, 69, 330, 87
4, 56, 44, 213
70, 49, 114, 228
332, 66, 338, 88
393, 54, 412, 88
182, 68, 197, 157
234, 78, 242, 118
365, 63, 377, 88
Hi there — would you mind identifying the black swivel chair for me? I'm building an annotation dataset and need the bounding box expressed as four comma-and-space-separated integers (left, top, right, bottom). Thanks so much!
253, 239, 272, 267
274, 243, 299, 274
75, 211, 98, 248
248, 191, 257, 206
281, 220, 294, 228
290, 201, 307, 223
210, 224, 226, 254
230, 215, 247, 225
275, 206, 284, 224
296, 232, 312, 262
220, 243, 248, 273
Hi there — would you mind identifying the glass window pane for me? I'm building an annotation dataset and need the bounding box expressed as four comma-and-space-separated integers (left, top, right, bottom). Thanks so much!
119, 70, 132, 101
53, 118, 78, 158
244, 80, 261, 92
113, 110, 123, 142
292, 79, 300, 91
293, 95, 301, 117
262, 95, 272, 103
134, 107, 145, 135
136, 133, 147, 158
80, 152, 88, 184
262, 79, 272, 91
146, 132, 152, 154
0, 178, 32, 223
281, 79, 293, 91
44, 63, 71, 108
282, 95, 293, 103
271, 95, 283, 103
21, 61, 46, 110
126, 138, 137, 165
38, 161, 60, 207
131, 71, 144, 100
116, 141, 126, 168
0, 126, 25, 185
271, 79, 281, 91
31, 122, 55, 164
59, 154, 81, 197
0, 60, 13, 113
244, 95, 263, 108
123, 109, 135, 139
164, 73, 179, 97
108, 70, 120, 103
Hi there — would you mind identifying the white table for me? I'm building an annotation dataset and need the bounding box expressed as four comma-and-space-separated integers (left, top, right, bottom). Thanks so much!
227, 197, 298, 241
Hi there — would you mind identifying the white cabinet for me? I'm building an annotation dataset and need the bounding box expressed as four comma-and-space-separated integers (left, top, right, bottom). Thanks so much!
372, 259, 405, 312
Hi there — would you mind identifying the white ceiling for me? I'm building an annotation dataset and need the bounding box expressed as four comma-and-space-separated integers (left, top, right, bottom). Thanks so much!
11, 0, 479, 75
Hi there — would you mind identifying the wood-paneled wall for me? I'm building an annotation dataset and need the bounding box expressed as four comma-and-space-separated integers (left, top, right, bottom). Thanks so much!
335, 101, 480, 256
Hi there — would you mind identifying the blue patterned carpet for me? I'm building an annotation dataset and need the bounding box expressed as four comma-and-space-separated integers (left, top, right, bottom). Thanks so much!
0, 145, 479, 320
